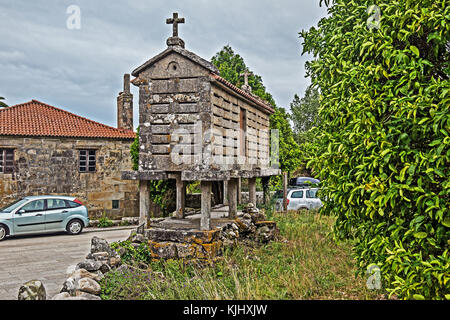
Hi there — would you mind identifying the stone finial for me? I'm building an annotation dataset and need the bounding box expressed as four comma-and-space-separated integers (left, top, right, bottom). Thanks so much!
123, 74, 130, 94
240, 69, 253, 92
166, 12, 186, 48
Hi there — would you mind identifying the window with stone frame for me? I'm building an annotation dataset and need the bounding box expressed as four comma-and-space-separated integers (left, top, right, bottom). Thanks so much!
0, 149, 14, 174
78, 149, 97, 173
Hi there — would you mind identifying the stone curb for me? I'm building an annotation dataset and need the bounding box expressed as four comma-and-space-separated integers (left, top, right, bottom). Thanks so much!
84, 225, 138, 233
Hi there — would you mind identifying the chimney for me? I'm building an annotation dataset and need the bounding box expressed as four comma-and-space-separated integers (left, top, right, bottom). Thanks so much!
117, 74, 133, 130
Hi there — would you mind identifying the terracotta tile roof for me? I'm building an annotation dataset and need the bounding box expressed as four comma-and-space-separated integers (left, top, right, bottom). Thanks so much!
210, 73, 275, 115
0, 100, 136, 139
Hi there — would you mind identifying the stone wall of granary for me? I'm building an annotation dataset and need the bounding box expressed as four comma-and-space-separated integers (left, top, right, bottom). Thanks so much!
0, 136, 139, 219
137, 52, 213, 172
210, 85, 271, 171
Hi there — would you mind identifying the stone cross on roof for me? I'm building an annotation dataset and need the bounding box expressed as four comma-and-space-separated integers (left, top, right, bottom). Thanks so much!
166, 12, 185, 38
240, 69, 253, 92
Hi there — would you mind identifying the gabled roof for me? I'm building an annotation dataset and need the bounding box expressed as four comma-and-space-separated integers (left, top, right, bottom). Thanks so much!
0, 100, 136, 140
132, 45, 219, 77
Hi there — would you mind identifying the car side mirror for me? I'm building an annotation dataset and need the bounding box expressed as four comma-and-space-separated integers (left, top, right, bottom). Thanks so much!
17, 209, 25, 215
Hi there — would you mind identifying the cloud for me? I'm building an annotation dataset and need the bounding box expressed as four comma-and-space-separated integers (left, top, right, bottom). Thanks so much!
0, 0, 327, 127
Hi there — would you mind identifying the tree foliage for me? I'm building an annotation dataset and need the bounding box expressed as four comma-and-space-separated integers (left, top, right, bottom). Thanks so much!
0, 97, 8, 108
212, 45, 300, 175
291, 85, 321, 145
301, 0, 449, 299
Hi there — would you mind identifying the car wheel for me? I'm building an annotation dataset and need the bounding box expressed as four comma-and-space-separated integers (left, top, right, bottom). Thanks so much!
0, 225, 8, 241
66, 219, 83, 235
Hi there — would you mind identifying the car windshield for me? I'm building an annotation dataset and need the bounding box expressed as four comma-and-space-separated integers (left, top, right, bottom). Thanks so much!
0, 199, 29, 213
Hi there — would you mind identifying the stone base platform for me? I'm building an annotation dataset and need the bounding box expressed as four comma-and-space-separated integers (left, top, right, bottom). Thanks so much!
134, 205, 279, 261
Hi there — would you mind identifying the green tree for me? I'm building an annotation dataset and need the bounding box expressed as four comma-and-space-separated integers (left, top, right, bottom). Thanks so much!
291, 85, 320, 145
212, 46, 301, 177
301, 0, 449, 299
0, 97, 8, 108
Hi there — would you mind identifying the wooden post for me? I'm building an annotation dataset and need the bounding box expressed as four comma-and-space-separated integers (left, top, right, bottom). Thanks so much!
262, 176, 270, 206
228, 178, 238, 219
283, 172, 288, 213
248, 177, 257, 205
175, 174, 186, 219
139, 180, 150, 226
201, 181, 212, 230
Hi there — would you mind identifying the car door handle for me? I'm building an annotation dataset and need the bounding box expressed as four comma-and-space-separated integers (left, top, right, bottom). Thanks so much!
62, 210, 69, 213
35, 214, 43, 217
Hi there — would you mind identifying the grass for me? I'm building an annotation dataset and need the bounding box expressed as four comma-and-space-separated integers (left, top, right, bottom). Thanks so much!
100, 210, 386, 300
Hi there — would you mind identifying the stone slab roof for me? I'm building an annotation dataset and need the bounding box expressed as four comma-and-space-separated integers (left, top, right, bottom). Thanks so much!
0, 100, 136, 139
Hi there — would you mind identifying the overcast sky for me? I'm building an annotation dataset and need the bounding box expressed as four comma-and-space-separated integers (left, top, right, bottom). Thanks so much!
0, 0, 327, 129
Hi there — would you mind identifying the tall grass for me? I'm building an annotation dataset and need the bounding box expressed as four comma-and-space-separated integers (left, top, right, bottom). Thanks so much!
100, 210, 385, 300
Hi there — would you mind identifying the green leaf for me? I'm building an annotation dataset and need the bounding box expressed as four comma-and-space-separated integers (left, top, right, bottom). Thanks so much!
442, 217, 450, 228
413, 232, 427, 239
413, 294, 425, 300
410, 45, 420, 57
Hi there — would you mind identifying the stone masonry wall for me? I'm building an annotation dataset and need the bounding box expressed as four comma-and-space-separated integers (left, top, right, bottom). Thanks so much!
0, 136, 139, 219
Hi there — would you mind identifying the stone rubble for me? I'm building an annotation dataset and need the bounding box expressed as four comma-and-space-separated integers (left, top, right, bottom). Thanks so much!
19, 203, 279, 300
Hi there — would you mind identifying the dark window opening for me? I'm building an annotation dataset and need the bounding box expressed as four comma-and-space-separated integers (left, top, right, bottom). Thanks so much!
79, 149, 96, 173
0, 149, 14, 174
112, 200, 120, 209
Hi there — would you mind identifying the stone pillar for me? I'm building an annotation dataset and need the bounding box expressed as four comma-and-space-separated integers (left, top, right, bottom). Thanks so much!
262, 176, 270, 206
201, 181, 212, 230
175, 174, 186, 219
228, 178, 238, 219
223, 181, 228, 205
248, 177, 257, 205
139, 180, 150, 226
237, 177, 242, 204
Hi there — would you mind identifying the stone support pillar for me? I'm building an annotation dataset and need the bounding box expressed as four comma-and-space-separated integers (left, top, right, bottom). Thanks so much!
175, 174, 186, 219
262, 176, 270, 206
228, 178, 238, 219
223, 181, 228, 205
248, 177, 257, 205
139, 180, 150, 226
237, 177, 242, 204
201, 181, 212, 230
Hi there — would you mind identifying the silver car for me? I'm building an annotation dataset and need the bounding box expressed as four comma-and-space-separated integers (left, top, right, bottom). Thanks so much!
275, 188, 323, 211
0, 196, 90, 241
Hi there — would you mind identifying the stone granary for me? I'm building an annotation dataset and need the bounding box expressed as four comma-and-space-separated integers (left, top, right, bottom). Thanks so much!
122, 13, 280, 230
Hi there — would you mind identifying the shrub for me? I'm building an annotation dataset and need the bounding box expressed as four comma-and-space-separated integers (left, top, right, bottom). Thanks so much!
300, 0, 449, 299
98, 213, 114, 228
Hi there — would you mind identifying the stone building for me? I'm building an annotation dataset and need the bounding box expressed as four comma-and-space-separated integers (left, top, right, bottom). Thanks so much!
0, 97, 139, 219
122, 13, 280, 230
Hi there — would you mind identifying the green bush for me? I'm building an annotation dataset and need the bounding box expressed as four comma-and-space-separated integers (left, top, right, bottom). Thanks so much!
300, 0, 449, 299
98, 213, 114, 228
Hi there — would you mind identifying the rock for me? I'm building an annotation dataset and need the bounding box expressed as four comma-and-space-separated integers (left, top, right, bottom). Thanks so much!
18, 280, 46, 300
78, 277, 101, 295
99, 263, 111, 274
76, 259, 103, 272
86, 251, 110, 261
74, 291, 102, 300
109, 256, 121, 268
138, 262, 148, 270
51, 292, 71, 300
117, 247, 127, 257
131, 233, 146, 243
70, 268, 102, 282
91, 236, 116, 257
61, 277, 78, 294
